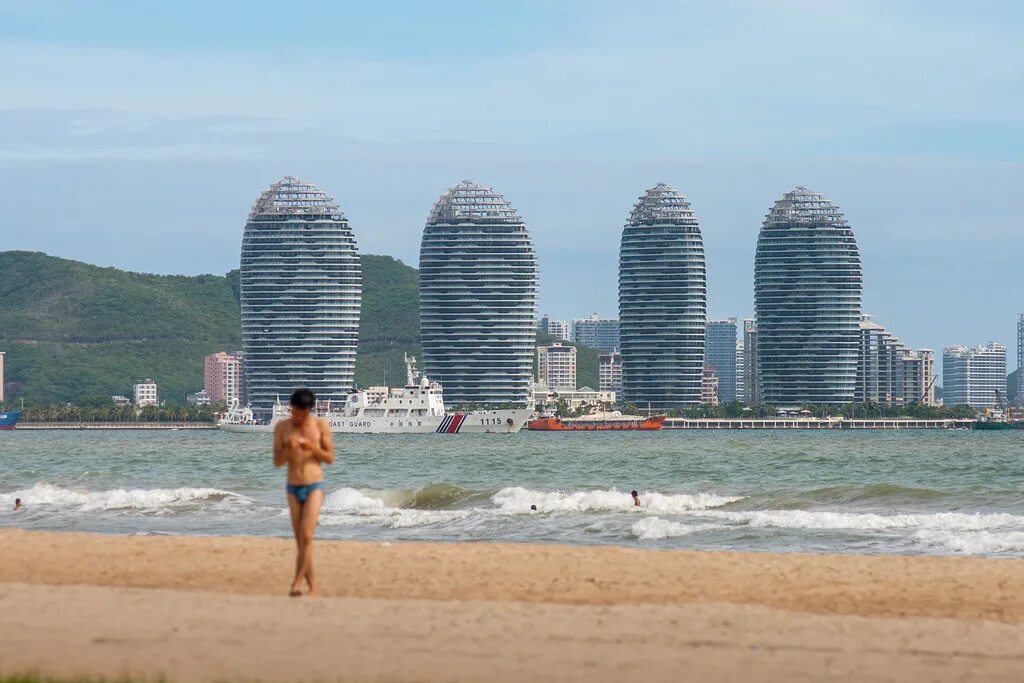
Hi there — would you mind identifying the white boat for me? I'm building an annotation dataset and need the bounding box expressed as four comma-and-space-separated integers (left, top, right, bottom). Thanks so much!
218, 355, 531, 434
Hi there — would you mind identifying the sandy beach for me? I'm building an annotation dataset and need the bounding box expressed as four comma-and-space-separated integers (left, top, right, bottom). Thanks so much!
1, 529, 1022, 682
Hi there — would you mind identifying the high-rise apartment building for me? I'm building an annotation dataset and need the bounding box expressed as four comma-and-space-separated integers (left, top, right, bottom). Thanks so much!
943, 343, 1006, 409
537, 343, 577, 391
735, 341, 745, 402
701, 367, 720, 406
856, 316, 936, 405
705, 319, 738, 403
240, 177, 361, 413
754, 187, 862, 405
903, 349, 936, 406
572, 314, 619, 352
539, 314, 569, 340
204, 351, 246, 406
742, 320, 759, 403
619, 183, 707, 409
1018, 314, 1024, 404
420, 180, 539, 406
133, 380, 158, 407
546, 318, 570, 341
599, 352, 623, 397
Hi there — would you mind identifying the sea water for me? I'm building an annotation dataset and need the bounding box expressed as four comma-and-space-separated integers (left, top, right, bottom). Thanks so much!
2, 430, 1023, 556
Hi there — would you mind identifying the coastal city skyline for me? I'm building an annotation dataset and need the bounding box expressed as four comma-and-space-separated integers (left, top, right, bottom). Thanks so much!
2, 2, 1021, 367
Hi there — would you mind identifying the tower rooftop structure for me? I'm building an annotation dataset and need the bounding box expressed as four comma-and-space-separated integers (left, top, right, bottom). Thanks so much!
427, 180, 522, 224
628, 182, 698, 225
249, 176, 345, 220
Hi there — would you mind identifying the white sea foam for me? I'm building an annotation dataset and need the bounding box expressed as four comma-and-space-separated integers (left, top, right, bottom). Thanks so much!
911, 529, 1024, 554
0, 483, 244, 512
701, 509, 1024, 533
632, 517, 718, 540
492, 487, 741, 513
319, 487, 470, 528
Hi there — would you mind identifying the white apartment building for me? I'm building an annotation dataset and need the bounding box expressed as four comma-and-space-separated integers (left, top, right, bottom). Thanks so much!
537, 343, 577, 391
599, 352, 623, 397
133, 380, 159, 407
943, 343, 1006, 409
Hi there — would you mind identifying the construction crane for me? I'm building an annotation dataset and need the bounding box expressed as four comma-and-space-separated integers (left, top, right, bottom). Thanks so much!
994, 388, 1015, 421
918, 374, 938, 405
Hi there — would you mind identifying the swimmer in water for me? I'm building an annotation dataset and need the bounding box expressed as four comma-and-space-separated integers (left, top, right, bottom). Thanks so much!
631, 490, 641, 507
14, 498, 22, 511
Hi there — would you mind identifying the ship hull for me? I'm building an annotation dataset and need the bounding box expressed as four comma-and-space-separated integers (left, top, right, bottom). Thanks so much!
527, 415, 666, 431
0, 411, 22, 430
220, 409, 532, 435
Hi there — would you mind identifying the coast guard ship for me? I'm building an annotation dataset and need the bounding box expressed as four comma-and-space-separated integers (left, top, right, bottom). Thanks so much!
219, 355, 530, 435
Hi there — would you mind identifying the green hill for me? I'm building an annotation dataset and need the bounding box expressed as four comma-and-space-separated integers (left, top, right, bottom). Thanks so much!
1, 251, 593, 406
0, 251, 423, 405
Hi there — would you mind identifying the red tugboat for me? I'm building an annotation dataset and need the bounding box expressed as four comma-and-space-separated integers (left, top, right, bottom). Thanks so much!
527, 412, 666, 431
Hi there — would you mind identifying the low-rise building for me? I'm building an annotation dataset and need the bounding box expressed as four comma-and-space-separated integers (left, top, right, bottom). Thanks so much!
187, 390, 211, 406
133, 380, 159, 407
112, 395, 132, 407
532, 384, 616, 412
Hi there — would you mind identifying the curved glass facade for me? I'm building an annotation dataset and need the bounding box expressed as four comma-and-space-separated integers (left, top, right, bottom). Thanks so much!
240, 177, 361, 412
618, 183, 707, 409
754, 186, 861, 405
419, 180, 538, 406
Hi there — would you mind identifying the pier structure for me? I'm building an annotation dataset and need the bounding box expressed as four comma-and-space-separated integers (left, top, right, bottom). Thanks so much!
664, 417, 976, 429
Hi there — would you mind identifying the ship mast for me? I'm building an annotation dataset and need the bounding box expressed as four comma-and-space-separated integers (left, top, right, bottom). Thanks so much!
405, 354, 420, 387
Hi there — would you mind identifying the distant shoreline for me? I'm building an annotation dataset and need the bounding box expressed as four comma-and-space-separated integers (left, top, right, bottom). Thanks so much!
16, 422, 217, 430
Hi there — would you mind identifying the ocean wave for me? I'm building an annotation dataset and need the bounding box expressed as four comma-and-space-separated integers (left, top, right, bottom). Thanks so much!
491, 486, 742, 513
632, 517, 718, 540
911, 529, 1024, 554
0, 483, 245, 512
320, 487, 470, 528
700, 508, 1024, 533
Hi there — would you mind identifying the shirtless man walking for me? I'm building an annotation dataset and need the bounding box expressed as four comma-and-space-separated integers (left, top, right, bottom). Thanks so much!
273, 388, 334, 596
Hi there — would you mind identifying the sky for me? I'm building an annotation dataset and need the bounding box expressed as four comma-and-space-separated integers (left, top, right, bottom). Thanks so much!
1, 0, 1022, 370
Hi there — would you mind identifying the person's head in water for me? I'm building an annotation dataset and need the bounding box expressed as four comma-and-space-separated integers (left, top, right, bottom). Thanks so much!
530, 504, 537, 511
289, 388, 316, 424
14, 498, 21, 511
631, 490, 640, 507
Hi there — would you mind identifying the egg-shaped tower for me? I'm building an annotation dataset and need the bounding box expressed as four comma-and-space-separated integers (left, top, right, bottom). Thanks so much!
754, 186, 862, 405
618, 183, 707, 409
240, 177, 361, 413
419, 180, 538, 406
